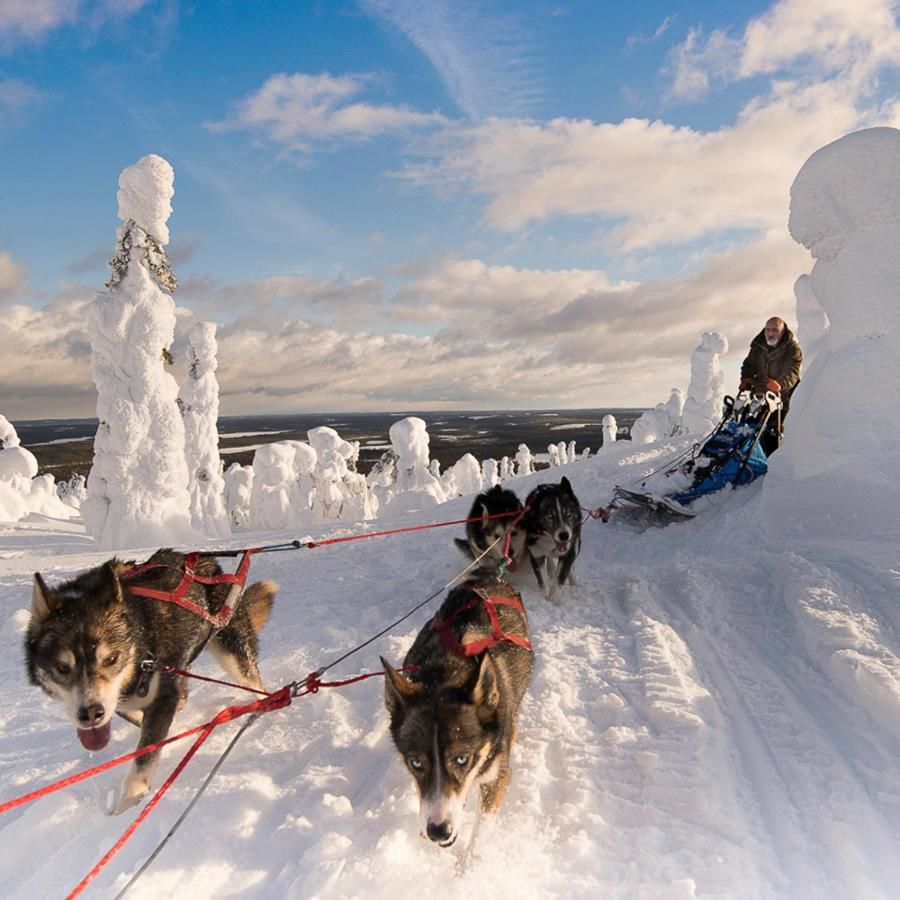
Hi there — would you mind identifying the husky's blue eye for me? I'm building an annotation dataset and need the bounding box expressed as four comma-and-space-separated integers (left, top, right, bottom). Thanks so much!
454, 755, 469, 767
408, 757, 423, 770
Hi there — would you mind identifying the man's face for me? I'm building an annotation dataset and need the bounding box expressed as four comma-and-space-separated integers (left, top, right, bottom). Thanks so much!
764, 319, 784, 347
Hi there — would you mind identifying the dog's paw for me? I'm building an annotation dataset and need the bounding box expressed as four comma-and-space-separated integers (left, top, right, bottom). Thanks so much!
547, 584, 562, 604
109, 772, 150, 815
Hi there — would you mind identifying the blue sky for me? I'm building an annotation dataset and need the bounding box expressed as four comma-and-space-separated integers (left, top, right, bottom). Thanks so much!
2, 0, 899, 418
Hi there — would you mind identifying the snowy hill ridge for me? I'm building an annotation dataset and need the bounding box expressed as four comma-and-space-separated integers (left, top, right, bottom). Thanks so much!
0, 127, 899, 898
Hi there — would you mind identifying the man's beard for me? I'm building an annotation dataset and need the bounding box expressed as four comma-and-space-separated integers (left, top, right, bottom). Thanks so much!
766, 336, 780, 347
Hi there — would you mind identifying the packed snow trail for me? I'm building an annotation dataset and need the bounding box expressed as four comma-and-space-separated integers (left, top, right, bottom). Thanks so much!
2, 438, 900, 898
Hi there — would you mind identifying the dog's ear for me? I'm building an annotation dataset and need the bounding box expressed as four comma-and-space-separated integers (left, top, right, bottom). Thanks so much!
100, 561, 126, 604
32, 573, 61, 622
381, 657, 422, 718
560, 476, 573, 494
469, 653, 500, 714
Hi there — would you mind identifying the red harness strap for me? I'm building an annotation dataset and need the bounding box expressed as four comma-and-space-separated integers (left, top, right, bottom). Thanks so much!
119, 549, 260, 628
430, 588, 533, 657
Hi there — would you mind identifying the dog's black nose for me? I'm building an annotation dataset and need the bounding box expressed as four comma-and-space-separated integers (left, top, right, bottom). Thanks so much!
426, 820, 453, 844
558, 530, 570, 542
78, 703, 105, 727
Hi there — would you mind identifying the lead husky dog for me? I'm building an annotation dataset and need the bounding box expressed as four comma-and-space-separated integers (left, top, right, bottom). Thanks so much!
25, 549, 277, 814
523, 476, 582, 603
453, 485, 527, 571
382, 571, 533, 848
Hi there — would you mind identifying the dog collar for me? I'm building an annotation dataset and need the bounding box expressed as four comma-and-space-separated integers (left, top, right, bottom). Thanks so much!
134, 659, 156, 698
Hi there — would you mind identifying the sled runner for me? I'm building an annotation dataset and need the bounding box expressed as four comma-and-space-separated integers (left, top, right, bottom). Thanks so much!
611, 390, 783, 518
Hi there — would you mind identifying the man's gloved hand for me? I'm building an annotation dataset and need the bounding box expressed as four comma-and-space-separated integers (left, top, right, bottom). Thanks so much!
766, 379, 781, 392
739, 377, 753, 391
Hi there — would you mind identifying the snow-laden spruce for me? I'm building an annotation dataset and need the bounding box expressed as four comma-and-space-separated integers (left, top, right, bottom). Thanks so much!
680, 332, 728, 435
82, 154, 196, 550
764, 127, 900, 542
179, 322, 230, 539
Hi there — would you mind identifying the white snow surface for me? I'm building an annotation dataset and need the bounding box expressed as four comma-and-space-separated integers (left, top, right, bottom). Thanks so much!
1, 424, 899, 899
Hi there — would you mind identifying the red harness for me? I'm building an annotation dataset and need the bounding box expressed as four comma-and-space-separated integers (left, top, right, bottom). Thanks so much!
430, 587, 533, 657
119, 549, 260, 628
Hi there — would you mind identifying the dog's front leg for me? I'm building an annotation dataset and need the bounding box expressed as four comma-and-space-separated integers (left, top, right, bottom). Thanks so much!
111, 682, 180, 815
529, 552, 547, 594
556, 550, 577, 589
480, 766, 511, 813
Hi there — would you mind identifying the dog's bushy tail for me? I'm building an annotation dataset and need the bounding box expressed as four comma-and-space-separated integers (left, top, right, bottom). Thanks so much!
242, 580, 277, 632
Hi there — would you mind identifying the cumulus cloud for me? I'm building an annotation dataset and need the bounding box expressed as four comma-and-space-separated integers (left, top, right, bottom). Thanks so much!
208, 72, 446, 157
401, 77, 863, 249
666, 0, 900, 102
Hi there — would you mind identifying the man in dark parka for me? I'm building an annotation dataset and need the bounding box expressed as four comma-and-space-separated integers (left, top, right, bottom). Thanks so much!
739, 316, 802, 454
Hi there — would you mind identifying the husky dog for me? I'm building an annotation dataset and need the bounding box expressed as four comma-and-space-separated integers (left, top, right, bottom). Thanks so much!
25, 549, 277, 814
523, 476, 582, 603
453, 485, 526, 571
382, 572, 533, 848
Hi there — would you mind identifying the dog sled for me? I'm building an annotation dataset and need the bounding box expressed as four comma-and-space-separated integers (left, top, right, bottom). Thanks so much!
611, 390, 783, 518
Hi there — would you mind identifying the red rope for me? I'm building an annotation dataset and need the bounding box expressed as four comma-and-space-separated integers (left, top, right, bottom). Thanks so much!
298, 510, 521, 549
0, 688, 289, 818
65, 687, 291, 899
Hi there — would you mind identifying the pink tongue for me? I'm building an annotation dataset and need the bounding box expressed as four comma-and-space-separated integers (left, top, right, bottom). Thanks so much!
77, 722, 111, 751
556, 541, 568, 553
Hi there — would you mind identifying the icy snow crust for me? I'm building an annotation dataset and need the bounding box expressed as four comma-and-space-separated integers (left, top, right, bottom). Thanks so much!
1, 128, 900, 897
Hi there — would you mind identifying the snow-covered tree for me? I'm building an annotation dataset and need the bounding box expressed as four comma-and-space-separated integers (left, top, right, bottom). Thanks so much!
515, 443, 535, 476
602, 414, 617, 448
382, 417, 446, 513
482, 457, 500, 488
178, 321, 230, 538
224, 462, 253, 528
82, 154, 196, 549
764, 127, 900, 541
680, 333, 728, 435
249, 442, 296, 530
631, 388, 684, 444
449, 453, 483, 497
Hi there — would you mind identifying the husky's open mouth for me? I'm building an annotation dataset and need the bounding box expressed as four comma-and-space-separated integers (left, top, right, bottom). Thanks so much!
77, 722, 111, 751
555, 539, 570, 554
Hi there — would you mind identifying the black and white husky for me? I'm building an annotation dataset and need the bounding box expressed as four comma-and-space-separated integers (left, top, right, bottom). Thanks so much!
454, 485, 526, 572
25, 549, 277, 813
523, 476, 582, 603
382, 571, 533, 848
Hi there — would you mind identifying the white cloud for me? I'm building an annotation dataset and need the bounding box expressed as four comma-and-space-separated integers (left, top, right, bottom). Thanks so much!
0, 251, 29, 302
363, 0, 543, 120
1, 234, 813, 419
666, 0, 900, 102
209, 72, 446, 156
0, 0, 77, 45
0, 0, 151, 48
400, 76, 865, 249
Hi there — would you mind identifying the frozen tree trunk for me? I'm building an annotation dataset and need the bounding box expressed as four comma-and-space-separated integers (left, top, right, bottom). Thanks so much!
82, 154, 196, 550
179, 322, 230, 538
